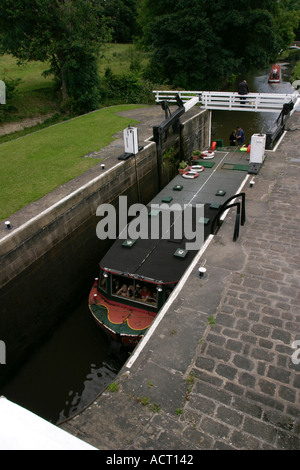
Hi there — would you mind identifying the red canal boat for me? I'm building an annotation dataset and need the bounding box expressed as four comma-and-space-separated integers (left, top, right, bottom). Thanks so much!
88, 204, 203, 348
268, 64, 280, 83
88, 148, 249, 348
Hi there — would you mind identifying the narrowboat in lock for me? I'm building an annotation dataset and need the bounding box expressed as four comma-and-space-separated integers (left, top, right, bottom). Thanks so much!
88, 204, 203, 348
88, 149, 249, 348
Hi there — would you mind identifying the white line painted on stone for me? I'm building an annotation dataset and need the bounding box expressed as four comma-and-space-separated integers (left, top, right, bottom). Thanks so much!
0, 162, 124, 244
126, 171, 250, 369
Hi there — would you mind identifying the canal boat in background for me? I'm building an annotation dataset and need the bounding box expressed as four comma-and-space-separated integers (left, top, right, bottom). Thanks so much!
268, 64, 281, 83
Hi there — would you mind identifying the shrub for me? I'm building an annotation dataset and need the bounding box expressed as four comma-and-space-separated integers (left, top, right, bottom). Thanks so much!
99, 68, 155, 105
0, 78, 21, 123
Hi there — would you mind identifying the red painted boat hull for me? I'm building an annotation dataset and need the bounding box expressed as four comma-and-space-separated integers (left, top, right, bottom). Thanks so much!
88, 284, 155, 348
268, 64, 280, 83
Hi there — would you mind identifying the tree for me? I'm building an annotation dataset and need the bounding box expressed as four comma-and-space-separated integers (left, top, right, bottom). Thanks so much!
139, 0, 296, 89
103, 0, 140, 43
0, 0, 111, 114
274, 0, 300, 48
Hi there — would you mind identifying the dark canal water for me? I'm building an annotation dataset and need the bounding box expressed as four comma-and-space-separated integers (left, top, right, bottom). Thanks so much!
211, 61, 297, 146
0, 295, 128, 424
0, 59, 297, 425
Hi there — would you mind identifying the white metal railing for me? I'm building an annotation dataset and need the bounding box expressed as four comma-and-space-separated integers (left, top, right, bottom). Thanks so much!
153, 90, 300, 113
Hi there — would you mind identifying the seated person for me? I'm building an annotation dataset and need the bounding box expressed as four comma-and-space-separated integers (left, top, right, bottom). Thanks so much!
147, 291, 157, 304
127, 285, 134, 297
112, 278, 119, 293
134, 284, 141, 299
117, 284, 128, 296
229, 130, 236, 146
166, 288, 172, 298
140, 285, 151, 301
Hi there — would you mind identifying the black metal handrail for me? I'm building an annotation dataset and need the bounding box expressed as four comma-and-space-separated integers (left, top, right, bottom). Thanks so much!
153, 95, 185, 190
211, 193, 246, 241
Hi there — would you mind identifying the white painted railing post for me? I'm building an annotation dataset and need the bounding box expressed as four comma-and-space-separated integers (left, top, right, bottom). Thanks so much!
153, 90, 299, 113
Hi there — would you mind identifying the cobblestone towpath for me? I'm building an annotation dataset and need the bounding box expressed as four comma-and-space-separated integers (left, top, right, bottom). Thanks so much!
61, 110, 300, 451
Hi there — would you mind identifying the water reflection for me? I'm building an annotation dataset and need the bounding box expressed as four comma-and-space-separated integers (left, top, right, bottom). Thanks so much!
211, 62, 296, 146
0, 298, 128, 424
57, 361, 119, 424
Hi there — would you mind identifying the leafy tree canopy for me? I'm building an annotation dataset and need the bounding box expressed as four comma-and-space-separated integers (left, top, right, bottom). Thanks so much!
274, 0, 300, 47
103, 0, 140, 43
138, 0, 299, 89
0, 0, 111, 114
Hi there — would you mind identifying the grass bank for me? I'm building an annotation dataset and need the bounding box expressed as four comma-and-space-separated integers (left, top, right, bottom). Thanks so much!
98, 43, 149, 75
0, 43, 150, 123
0, 104, 144, 220
0, 55, 57, 121
291, 60, 300, 82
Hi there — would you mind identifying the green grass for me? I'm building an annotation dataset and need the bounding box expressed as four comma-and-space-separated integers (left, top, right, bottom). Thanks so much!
291, 59, 300, 82
0, 55, 58, 120
0, 104, 144, 220
0, 44, 149, 121
107, 382, 119, 392
98, 43, 149, 75
280, 48, 300, 83
0, 44, 151, 220
0, 55, 50, 90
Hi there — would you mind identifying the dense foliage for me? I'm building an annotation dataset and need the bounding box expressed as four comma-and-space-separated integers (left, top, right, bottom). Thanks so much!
99, 67, 153, 105
103, 0, 140, 43
0, 0, 110, 114
0, 0, 299, 113
138, 0, 300, 89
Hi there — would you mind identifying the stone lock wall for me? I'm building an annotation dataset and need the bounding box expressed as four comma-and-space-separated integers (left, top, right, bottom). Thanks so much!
0, 108, 209, 382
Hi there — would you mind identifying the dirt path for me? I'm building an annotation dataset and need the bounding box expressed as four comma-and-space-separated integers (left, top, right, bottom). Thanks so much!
0, 113, 54, 136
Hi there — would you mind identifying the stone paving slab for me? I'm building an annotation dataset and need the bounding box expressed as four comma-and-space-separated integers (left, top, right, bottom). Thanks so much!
61, 110, 300, 450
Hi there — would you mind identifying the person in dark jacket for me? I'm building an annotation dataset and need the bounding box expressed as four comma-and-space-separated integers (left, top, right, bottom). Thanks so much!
236, 126, 245, 146
229, 130, 237, 146
237, 79, 249, 105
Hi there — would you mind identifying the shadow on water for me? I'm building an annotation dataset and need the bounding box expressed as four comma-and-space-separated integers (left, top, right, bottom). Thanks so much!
211, 61, 297, 146
0, 296, 130, 424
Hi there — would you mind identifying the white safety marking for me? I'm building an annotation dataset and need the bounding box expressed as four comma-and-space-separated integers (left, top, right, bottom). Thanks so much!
0, 162, 123, 244
126, 169, 250, 369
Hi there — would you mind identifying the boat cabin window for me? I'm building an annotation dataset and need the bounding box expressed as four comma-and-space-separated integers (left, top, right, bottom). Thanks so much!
165, 283, 176, 301
112, 274, 158, 306
99, 271, 108, 292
